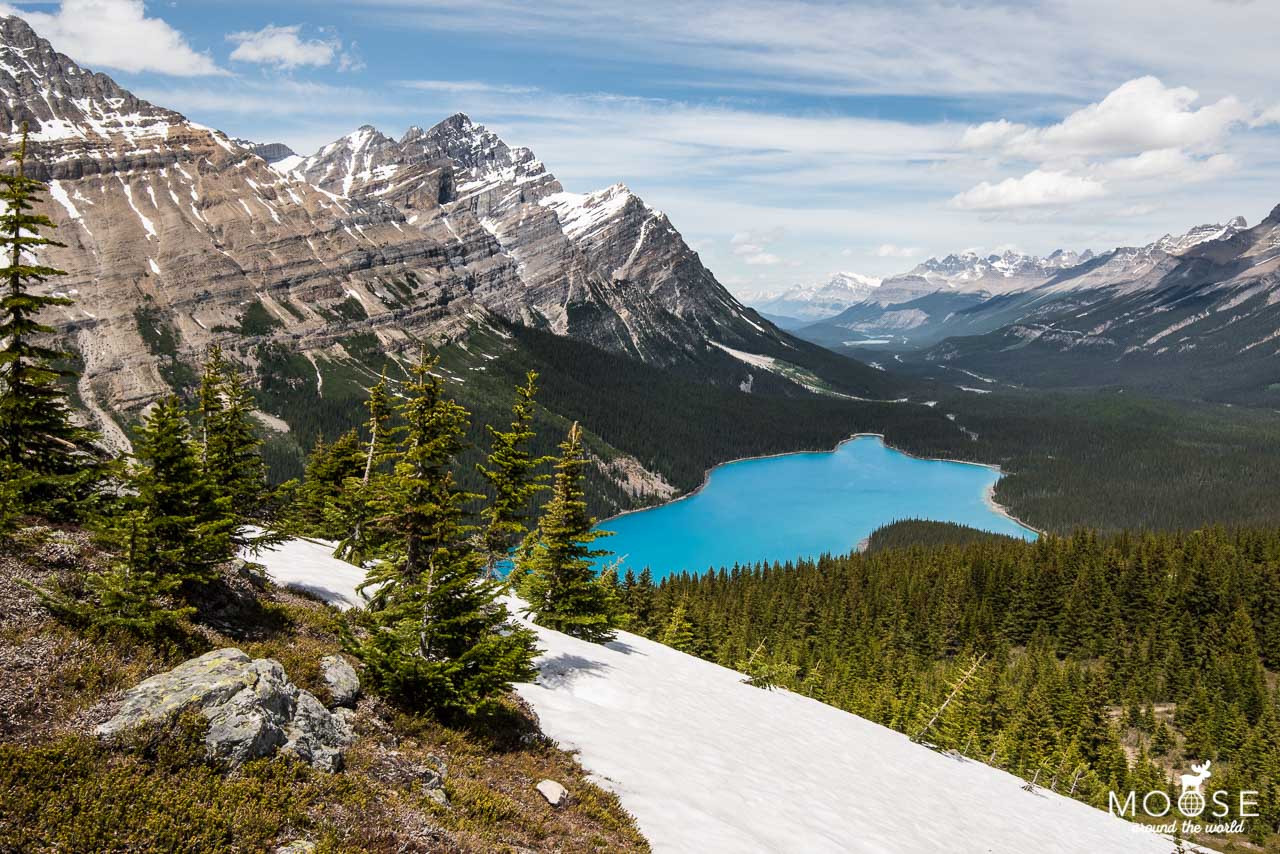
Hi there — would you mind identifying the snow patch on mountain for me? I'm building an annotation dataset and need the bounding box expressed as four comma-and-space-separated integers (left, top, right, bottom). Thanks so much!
541, 184, 644, 240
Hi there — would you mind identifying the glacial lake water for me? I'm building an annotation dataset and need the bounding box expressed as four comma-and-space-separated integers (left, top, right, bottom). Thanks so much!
596, 435, 1037, 580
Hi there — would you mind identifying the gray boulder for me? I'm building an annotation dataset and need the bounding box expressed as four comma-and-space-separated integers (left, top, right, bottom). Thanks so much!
95, 648, 354, 771
319, 654, 360, 707
536, 779, 568, 807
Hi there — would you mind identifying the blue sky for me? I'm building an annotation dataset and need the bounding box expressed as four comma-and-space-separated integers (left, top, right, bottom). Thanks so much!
6, 0, 1280, 298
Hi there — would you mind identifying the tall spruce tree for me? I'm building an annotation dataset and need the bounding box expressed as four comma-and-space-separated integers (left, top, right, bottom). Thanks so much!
350, 351, 537, 711
335, 370, 394, 563
519, 422, 617, 642
477, 371, 550, 578
199, 347, 267, 524
119, 396, 234, 586
0, 125, 95, 519
287, 429, 364, 538
43, 396, 236, 632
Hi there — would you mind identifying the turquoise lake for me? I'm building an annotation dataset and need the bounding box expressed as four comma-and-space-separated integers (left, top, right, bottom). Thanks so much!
596, 435, 1037, 580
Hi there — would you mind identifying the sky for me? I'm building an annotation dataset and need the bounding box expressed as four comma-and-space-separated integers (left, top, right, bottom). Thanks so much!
4, 0, 1279, 300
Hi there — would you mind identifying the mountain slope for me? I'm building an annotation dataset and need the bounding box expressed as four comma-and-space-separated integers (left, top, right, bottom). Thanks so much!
286, 114, 792, 369
0, 12, 911, 469
919, 208, 1280, 402
256, 537, 1189, 854
0, 15, 509, 450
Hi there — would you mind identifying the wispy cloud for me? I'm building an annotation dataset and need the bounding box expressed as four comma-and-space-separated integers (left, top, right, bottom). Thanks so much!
399, 79, 540, 95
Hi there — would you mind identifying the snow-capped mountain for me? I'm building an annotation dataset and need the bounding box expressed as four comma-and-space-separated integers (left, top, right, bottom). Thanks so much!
755, 272, 882, 323
921, 209, 1280, 402
255, 536, 1189, 854
0, 13, 794, 443
795, 218, 1260, 354
884, 248, 1096, 299
283, 114, 786, 364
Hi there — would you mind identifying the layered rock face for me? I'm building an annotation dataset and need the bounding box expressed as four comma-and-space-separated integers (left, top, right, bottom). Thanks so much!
2, 13, 787, 445
288, 114, 785, 363
1, 15, 518, 447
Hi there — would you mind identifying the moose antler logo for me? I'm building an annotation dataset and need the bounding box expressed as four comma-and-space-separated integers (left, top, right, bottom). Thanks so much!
1180, 760, 1212, 795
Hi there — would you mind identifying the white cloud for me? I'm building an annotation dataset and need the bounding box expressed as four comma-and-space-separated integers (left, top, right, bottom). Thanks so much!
1099, 148, 1236, 183
228, 24, 347, 70
2, 0, 222, 76
950, 170, 1107, 211
731, 229, 784, 265
875, 243, 921, 258
963, 77, 1259, 160
351, 0, 1280, 104
400, 79, 540, 95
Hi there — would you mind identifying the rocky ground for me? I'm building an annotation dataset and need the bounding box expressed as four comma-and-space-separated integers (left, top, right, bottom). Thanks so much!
0, 524, 649, 853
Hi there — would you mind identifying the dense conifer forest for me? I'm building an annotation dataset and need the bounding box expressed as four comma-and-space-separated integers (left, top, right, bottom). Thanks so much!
614, 525, 1280, 848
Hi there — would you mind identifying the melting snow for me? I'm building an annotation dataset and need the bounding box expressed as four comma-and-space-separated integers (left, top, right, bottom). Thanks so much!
120, 183, 157, 239
250, 540, 1189, 854
541, 183, 638, 239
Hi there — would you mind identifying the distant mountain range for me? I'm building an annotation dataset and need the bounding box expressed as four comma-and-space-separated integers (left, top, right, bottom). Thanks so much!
757, 218, 1251, 329
756, 272, 882, 325
788, 212, 1280, 402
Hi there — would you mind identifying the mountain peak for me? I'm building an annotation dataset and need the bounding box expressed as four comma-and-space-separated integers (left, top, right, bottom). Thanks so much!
430, 112, 475, 135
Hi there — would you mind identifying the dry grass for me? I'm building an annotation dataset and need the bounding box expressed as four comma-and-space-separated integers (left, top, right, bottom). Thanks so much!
0, 524, 650, 853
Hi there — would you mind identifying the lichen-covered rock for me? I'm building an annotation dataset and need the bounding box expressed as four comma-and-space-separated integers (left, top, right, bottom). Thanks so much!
319, 654, 360, 707
95, 648, 353, 770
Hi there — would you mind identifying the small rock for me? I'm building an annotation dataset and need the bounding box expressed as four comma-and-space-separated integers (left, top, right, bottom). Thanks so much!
536, 779, 568, 807
274, 842, 315, 854
95, 648, 354, 771
319, 654, 360, 707
425, 787, 450, 808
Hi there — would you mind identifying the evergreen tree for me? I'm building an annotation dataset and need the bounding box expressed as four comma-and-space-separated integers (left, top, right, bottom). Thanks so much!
199, 348, 267, 525
350, 351, 537, 712
335, 371, 394, 564
81, 507, 194, 634
38, 397, 234, 632
116, 396, 234, 587
287, 429, 364, 538
0, 125, 96, 519
659, 598, 696, 652
476, 370, 550, 578
519, 422, 616, 643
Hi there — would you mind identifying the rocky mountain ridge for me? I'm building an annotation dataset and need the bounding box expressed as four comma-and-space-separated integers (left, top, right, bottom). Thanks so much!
792, 216, 1257, 353
0, 14, 799, 457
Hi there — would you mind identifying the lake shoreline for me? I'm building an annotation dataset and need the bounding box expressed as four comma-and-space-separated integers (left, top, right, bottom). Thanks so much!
601, 432, 1044, 541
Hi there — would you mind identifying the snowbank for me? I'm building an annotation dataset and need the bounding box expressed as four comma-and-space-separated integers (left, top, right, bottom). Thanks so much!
514, 622, 1191, 854
252, 538, 1190, 853
247, 536, 368, 610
